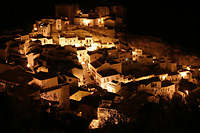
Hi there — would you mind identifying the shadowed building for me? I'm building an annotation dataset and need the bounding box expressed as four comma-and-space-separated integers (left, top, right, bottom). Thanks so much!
95, 6, 110, 17
55, 4, 79, 24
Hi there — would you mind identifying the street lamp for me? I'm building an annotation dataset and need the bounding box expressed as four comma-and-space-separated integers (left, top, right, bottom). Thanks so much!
185, 90, 189, 95
84, 20, 90, 26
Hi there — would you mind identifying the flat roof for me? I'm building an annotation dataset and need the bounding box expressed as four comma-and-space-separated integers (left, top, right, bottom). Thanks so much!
77, 46, 86, 50
0, 65, 33, 85
33, 72, 57, 80
98, 68, 119, 77
161, 80, 174, 87
90, 60, 102, 68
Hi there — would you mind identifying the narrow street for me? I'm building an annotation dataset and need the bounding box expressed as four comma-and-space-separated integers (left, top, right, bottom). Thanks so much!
82, 63, 94, 85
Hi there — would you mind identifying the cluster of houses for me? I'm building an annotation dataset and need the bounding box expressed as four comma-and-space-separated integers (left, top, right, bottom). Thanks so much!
0, 14, 200, 129
55, 3, 126, 28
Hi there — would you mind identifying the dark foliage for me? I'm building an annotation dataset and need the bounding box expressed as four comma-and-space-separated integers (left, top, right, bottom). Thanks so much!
0, 92, 67, 132
101, 94, 200, 132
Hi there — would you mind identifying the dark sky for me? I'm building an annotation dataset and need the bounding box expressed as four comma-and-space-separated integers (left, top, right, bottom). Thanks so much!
0, 0, 198, 48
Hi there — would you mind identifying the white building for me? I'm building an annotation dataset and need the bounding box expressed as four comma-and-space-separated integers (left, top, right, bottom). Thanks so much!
157, 80, 175, 99
158, 58, 177, 72
126, 77, 175, 99
114, 50, 132, 73
74, 14, 102, 27
38, 23, 51, 37
132, 49, 143, 61
107, 80, 121, 93
59, 34, 94, 48
77, 47, 87, 64
56, 19, 62, 30
59, 34, 78, 47
86, 52, 103, 64
89, 58, 122, 79
29, 72, 58, 89
137, 55, 154, 66
30, 34, 53, 45
33, 17, 69, 35
96, 68, 121, 90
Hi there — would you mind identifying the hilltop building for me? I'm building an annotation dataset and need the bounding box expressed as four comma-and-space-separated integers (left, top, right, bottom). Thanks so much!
55, 4, 79, 24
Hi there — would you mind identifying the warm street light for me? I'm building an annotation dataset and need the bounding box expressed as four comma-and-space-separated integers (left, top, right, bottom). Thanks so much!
185, 90, 189, 95
84, 20, 90, 25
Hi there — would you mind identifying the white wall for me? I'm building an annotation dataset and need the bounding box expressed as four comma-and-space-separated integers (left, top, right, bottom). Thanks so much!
30, 77, 58, 89
56, 19, 62, 30
71, 67, 83, 86
157, 84, 175, 99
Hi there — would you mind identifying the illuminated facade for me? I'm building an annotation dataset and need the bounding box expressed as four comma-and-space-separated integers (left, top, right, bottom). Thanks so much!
2, 5, 200, 132
96, 68, 121, 90
89, 98, 127, 129
77, 47, 87, 63
59, 35, 78, 46
29, 72, 59, 89
128, 77, 176, 99
74, 16, 102, 27
30, 34, 53, 45
59, 34, 93, 47
40, 83, 70, 108
132, 49, 143, 60
107, 80, 121, 93
33, 17, 69, 37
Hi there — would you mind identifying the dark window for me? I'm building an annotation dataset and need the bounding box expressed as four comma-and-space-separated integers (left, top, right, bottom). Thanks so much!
62, 76, 67, 81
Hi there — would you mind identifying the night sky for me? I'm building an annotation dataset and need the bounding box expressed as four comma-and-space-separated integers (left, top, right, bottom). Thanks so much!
0, 0, 198, 49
